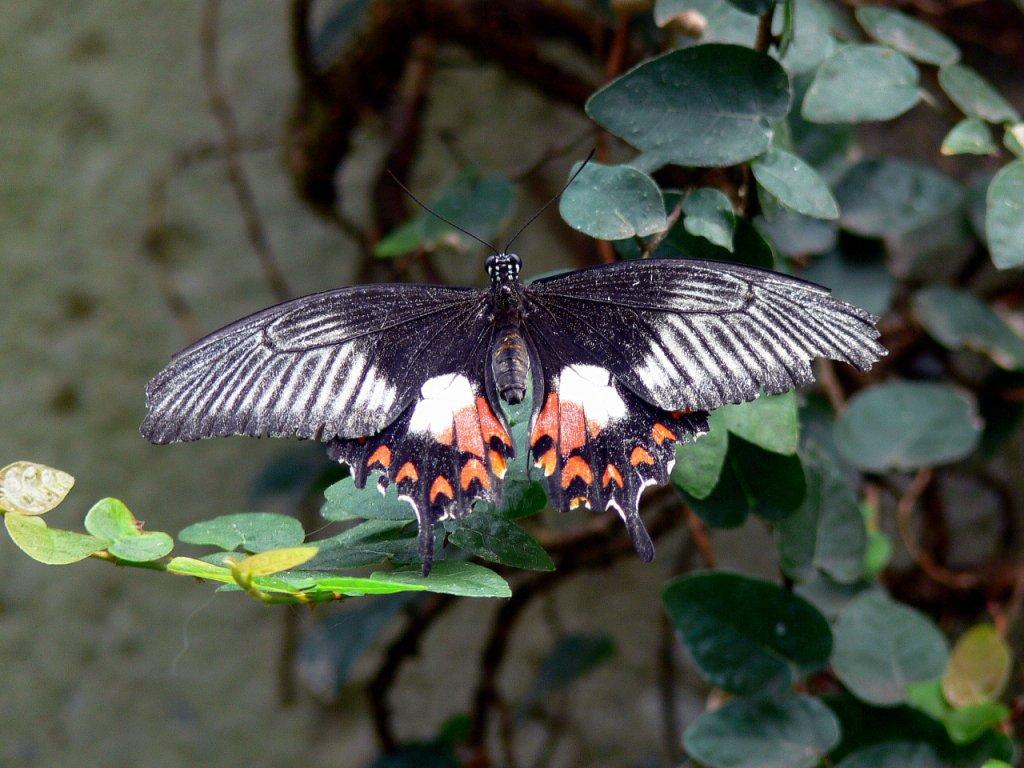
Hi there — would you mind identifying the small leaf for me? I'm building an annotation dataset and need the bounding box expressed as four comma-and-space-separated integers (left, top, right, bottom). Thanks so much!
912, 286, 1024, 370
729, 437, 806, 522
4, 514, 107, 565
721, 390, 799, 455
167, 556, 234, 583
655, 0, 759, 47
835, 741, 943, 768
0, 461, 74, 516
855, 6, 960, 66
587, 44, 791, 167
832, 592, 948, 706
752, 149, 839, 219
307, 520, 423, 570
835, 382, 983, 471
304, 575, 428, 597
322, 476, 414, 522
683, 187, 736, 250
755, 210, 837, 258
941, 117, 997, 156
371, 560, 511, 598
180, 512, 307, 552
682, 459, 750, 528
109, 532, 174, 563
986, 160, 1024, 269
448, 511, 554, 571
803, 45, 920, 124
234, 546, 319, 578
559, 162, 666, 240
684, 694, 840, 768
779, 0, 839, 76
938, 64, 1020, 124
527, 633, 615, 703
672, 411, 728, 499
907, 680, 1011, 745
84, 498, 138, 540
663, 571, 832, 693
942, 624, 1012, 708
1004, 123, 1024, 159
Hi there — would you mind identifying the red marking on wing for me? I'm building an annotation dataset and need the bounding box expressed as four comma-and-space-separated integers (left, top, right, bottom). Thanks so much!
396, 462, 419, 483
602, 463, 624, 489
652, 423, 677, 445
477, 396, 512, 449
630, 446, 655, 467
560, 455, 594, 489
460, 458, 490, 491
430, 476, 454, 503
454, 404, 485, 457
367, 445, 392, 469
489, 449, 508, 478
557, 400, 586, 456
535, 448, 557, 476
531, 392, 560, 447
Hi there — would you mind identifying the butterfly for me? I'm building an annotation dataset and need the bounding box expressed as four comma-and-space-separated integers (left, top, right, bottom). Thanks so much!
142, 160, 887, 574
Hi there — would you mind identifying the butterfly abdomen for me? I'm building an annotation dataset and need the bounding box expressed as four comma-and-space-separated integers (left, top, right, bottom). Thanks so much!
492, 326, 529, 404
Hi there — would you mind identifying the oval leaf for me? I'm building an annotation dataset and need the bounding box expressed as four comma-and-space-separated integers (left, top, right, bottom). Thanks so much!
234, 546, 319, 578
942, 624, 1012, 708
912, 286, 1024, 370
109, 531, 174, 563
836, 741, 943, 768
684, 694, 840, 768
0, 461, 74, 516
370, 560, 511, 598
447, 512, 554, 571
721, 390, 799, 455
941, 117, 997, 156
855, 6, 960, 66
752, 148, 839, 219
662, 571, 833, 693
986, 160, 1024, 270
559, 162, 666, 240
180, 512, 306, 552
683, 187, 737, 251
832, 592, 948, 706
322, 476, 414, 522
84, 498, 138, 540
672, 410, 729, 499
803, 45, 920, 124
938, 64, 1020, 124
835, 382, 982, 471
586, 44, 791, 167
5, 514, 107, 565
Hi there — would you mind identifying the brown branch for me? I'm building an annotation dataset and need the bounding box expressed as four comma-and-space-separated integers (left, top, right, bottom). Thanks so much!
200, 0, 291, 301
814, 359, 847, 413
640, 199, 684, 259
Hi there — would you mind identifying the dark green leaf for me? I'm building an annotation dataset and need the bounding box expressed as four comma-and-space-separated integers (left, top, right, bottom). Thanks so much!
729, 437, 806, 522
682, 459, 749, 528
835, 382, 983, 471
835, 159, 963, 237
938, 64, 1020, 124
659, 216, 775, 268
794, 572, 880, 621
752, 148, 839, 219
663, 571, 832, 693
587, 44, 791, 167
912, 286, 1024, 370
655, 0, 759, 46
684, 694, 840, 768
368, 742, 459, 768
803, 45, 920, 123
986, 160, 1024, 269
942, 118, 997, 156
683, 187, 736, 250
836, 741, 943, 768
4, 514, 107, 565
776, 449, 867, 584
322, 476, 414, 522
832, 592, 948, 706
371, 561, 511, 598
527, 633, 615, 703
855, 6, 959, 66
779, 0, 838, 75
559, 162, 666, 240
305, 519, 423, 569
721, 390, 799, 454
448, 511, 553, 571
801, 248, 894, 317
756, 209, 837, 257
672, 410, 728, 499
179, 512, 305, 552
724, 0, 774, 15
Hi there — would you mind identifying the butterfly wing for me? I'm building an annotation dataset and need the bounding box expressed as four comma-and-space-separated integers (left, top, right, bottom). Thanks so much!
525, 258, 886, 413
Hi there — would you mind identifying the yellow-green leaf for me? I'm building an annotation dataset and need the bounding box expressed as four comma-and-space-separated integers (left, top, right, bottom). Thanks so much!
233, 546, 318, 578
942, 624, 1012, 707
0, 461, 74, 516
167, 556, 235, 583
4, 513, 107, 564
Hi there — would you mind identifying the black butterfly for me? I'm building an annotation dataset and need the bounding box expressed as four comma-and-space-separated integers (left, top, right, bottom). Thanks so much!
142, 162, 886, 574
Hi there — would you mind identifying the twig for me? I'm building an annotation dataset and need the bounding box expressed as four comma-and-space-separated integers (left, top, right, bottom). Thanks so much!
640, 199, 684, 259
684, 506, 717, 569
200, 0, 291, 301
814, 359, 847, 412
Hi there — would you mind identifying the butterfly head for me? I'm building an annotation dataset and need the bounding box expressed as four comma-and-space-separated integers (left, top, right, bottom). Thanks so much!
486, 252, 521, 284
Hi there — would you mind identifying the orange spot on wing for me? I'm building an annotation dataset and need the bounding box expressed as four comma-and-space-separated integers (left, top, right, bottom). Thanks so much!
489, 449, 508, 479
560, 456, 594, 489
477, 396, 512, 448
396, 462, 419, 483
652, 423, 677, 445
455, 404, 485, 457
531, 392, 560, 447
436, 427, 453, 446
602, 463, 624, 489
367, 445, 392, 469
430, 476, 454, 503
630, 447, 655, 467
535, 448, 557, 477
558, 400, 586, 456
569, 496, 590, 510
460, 459, 490, 491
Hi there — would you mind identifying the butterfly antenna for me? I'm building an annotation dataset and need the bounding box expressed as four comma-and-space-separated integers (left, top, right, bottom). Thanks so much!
503, 148, 596, 253
386, 170, 499, 254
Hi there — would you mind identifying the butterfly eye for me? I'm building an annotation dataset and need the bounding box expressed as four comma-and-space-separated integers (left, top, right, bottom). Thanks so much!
485, 254, 498, 275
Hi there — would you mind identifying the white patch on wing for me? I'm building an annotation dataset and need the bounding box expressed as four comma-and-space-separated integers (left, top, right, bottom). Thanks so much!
558, 365, 626, 429
408, 373, 476, 437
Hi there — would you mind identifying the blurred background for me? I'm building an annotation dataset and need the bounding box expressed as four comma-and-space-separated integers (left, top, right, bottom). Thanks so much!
2, 2, 1023, 767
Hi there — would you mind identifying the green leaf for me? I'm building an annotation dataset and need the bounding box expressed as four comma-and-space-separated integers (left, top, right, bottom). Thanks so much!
84, 498, 137, 540
855, 6, 960, 66
303, 575, 428, 597
779, 0, 839, 76
305, 519, 422, 569
801, 248, 894, 317
447, 511, 554, 571
755, 210, 837, 258
803, 45, 920, 123
587, 44, 791, 167
179, 512, 306, 552
233, 546, 319, 578
108, 532, 174, 563
985, 160, 1024, 269
835, 159, 963, 237
658, 214, 775, 269
682, 459, 750, 528
907, 680, 1010, 746
942, 624, 1012, 708
938, 64, 1020, 124
794, 572, 880, 621
558, 162, 666, 240
655, 0, 759, 46
683, 187, 736, 250
832, 592, 948, 706
0, 461, 74, 516
941, 117, 997, 156
1004, 123, 1024, 159
912, 286, 1024, 370
776, 449, 867, 584
752, 148, 839, 219
721, 390, 799, 455
527, 633, 615, 703
724, 0, 774, 14
167, 556, 234, 583
729, 437, 806, 521
863, 530, 892, 578
835, 741, 943, 768
371, 560, 511, 598
322, 476, 414, 522
672, 410, 728, 499
662, 571, 832, 693
4, 513, 107, 565
684, 694, 840, 768
834, 382, 983, 471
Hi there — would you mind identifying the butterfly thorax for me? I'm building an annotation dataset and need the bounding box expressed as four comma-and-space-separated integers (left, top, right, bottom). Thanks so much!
487, 253, 529, 405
